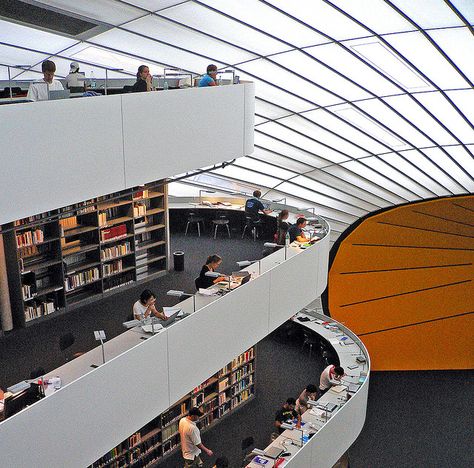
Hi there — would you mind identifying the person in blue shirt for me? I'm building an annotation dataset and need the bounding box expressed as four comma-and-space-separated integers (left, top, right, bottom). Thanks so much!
245, 190, 271, 221
288, 217, 308, 243
199, 64, 218, 87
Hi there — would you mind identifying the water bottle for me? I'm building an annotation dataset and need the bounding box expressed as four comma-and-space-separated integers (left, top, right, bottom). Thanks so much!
90, 71, 96, 89
285, 231, 290, 246
163, 81, 169, 90
302, 430, 309, 445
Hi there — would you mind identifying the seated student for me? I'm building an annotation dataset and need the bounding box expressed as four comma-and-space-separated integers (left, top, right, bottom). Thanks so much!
132, 65, 153, 92
133, 289, 166, 321
245, 190, 272, 222
275, 398, 301, 434
275, 209, 290, 245
319, 365, 345, 396
65, 62, 86, 91
288, 217, 308, 243
198, 64, 218, 87
296, 384, 318, 415
27, 60, 64, 101
195, 255, 227, 290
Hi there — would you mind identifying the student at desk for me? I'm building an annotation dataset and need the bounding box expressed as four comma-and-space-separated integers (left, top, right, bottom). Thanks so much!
26, 60, 64, 101
245, 190, 272, 221
133, 289, 166, 321
288, 217, 308, 243
195, 255, 227, 290
132, 65, 153, 92
319, 365, 345, 396
275, 398, 301, 434
198, 64, 218, 87
296, 384, 318, 415
276, 209, 290, 245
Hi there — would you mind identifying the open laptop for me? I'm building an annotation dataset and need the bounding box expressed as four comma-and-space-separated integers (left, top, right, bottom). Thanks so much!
159, 310, 181, 327
49, 89, 71, 100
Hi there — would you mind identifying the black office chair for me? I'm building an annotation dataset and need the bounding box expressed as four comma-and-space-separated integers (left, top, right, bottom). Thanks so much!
301, 330, 319, 358
59, 332, 75, 362
185, 212, 205, 237
241, 216, 261, 241
212, 213, 230, 239
122, 85, 134, 93
241, 436, 255, 467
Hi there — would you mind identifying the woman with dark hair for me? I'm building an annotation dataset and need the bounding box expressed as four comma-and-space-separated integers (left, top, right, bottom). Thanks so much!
132, 65, 153, 92
133, 289, 166, 321
195, 255, 227, 290
276, 209, 290, 245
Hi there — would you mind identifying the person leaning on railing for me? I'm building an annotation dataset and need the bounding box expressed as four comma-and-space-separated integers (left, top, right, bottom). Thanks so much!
132, 65, 153, 92
198, 64, 218, 87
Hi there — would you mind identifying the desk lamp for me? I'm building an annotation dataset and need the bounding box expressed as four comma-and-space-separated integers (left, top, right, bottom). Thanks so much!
199, 189, 215, 205
264, 242, 287, 261
272, 197, 287, 207
94, 330, 107, 364
236, 260, 261, 276
280, 422, 304, 447
166, 289, 196, 312
298, 207, 316, 216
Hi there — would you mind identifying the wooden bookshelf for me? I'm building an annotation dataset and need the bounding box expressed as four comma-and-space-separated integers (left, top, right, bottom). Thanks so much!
3, 180, 168, 328
89, 347, 256, 468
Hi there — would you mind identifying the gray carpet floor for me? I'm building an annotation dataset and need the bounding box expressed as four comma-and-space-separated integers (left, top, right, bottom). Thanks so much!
0, 231, 472, 468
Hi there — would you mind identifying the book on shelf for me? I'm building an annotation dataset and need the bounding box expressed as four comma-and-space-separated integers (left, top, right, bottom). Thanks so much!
133, 204, 147, 217
101, 224, 127, 242
16, 228, 44, 247
101, 242, 132, 260
65, 268, 100, 291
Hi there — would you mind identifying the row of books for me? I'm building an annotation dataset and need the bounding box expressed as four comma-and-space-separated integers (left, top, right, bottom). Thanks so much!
133, 189, 149, 200
230, 362, 254, 384
59, 216, 78, 230
103, 273, 134, 292
16, 228, 45, 247
230, 387, 253, 410
161, 421, 178, 442
192, 376, 216, 394
229, 376, 253, 397
65, 268, 100, 291
24, 301, 56, 321
63, 252, 87, 267
162, 402, 188, 427
101, 242, 132, 261
218, 349, 254, 377
102, 260, 123, 277
14, 212, 54, 226
99, 206, 123, 225
101, 224, 127, 242
22, 284, 34, 300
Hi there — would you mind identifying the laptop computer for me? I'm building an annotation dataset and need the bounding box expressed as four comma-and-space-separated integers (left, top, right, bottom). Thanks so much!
264, 446, 284, 460
240, 274, 251, 286
49, 89, 71, 100
159, 310, 181, 327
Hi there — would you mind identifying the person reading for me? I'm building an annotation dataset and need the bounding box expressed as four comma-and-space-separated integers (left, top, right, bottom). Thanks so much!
27, 60, 64, 101
274, 397, 301, 434
288, 217, 308, 243
195, 255, 227, 290
133, 289, 166, 321
296, 384, 318, 415
319, 365, 345, 396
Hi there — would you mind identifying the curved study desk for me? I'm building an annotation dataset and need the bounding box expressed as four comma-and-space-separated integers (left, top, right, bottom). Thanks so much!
247, 310, 370, 468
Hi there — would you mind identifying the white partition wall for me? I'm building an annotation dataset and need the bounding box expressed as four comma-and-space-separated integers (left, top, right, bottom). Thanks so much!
0, 84, 255, 225
0, 95, 125, 224
0, 331, 170, 468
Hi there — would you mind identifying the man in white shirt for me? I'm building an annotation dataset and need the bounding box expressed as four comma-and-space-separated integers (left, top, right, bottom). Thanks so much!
319, 365, 345, 396
178, 407, 213, 467
27, 60, 64, 102
133, 289, 166, 321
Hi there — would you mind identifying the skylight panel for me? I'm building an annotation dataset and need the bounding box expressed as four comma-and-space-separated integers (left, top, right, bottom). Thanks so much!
255, 132, 331, 168
160, 2, 290, 55
383, 31, 470, 89
349, 39, 431, 91
331, 0, 415, 34
0, 45, 48, 80
450, 0, 474, 23
427, 28, 474, 89
257, 122, 351, 164
236, 158, 297, 180
304, 108, 390, 155
129, 1, 185, 11
199, 0, 328, 48
124, 15, 257, 64
212, 165, 281, 188
355, 99, 433, 148
389, 0, 464, 28
413, 92, 474, 145
306, 43, 401, 97
255, 99, 294, 120
271, 49, 371, 102
239, 59, 344, 107
332, 104, 407, 148
322, 165, 408, 205
383, 94, 459, 146
252, 148, 314, 173
278, 114, 371, 159
341, 160, 420, 201
443, 146, 474, 192
445, 90, 474, 131
264, 0, 369, 41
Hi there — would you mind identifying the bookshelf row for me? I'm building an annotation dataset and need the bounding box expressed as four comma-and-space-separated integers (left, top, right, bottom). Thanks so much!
89, 348, 256, 468
3, 182, 168, 328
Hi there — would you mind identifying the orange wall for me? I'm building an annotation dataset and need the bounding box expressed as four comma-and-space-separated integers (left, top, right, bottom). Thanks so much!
329, 195, 474, 371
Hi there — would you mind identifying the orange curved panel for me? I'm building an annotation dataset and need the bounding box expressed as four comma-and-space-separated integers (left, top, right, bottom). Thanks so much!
328, 195, 474, 370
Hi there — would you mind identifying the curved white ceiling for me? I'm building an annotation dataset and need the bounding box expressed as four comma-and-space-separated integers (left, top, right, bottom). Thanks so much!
1, 0, 473, 240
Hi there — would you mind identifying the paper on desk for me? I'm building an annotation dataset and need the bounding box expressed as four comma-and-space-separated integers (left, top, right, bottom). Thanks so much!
330, 385, 346, 393
198, 288, 217, 296
142, 324, 164, 333
163, 307, 181, 318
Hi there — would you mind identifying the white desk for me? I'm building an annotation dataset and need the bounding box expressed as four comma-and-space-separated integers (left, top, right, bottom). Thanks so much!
246, 311, 370, 468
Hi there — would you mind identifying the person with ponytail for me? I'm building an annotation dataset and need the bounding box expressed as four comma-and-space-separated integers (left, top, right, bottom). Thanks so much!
195, 254, 227, 290
132, 65, 153, 92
